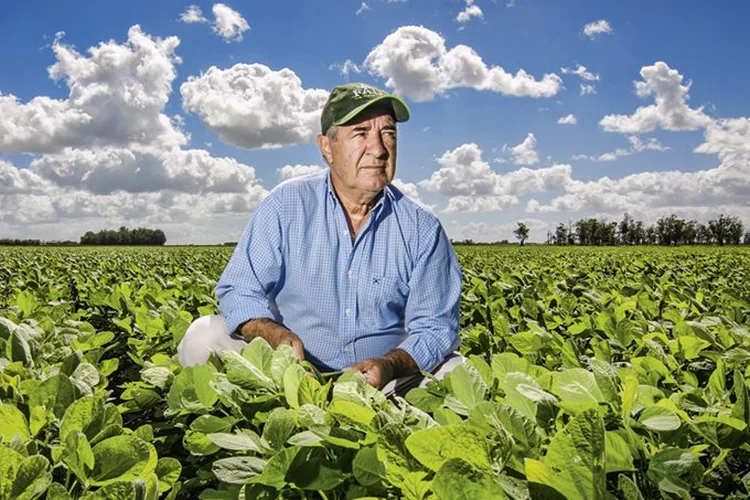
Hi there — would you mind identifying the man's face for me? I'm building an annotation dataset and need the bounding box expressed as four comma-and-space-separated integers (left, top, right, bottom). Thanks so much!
318, 108, 397, 200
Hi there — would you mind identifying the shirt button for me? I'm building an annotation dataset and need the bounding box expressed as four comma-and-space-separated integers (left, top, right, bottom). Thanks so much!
343, 346, 350, 353
345, 308, 351, 315
348, 270, 353, 278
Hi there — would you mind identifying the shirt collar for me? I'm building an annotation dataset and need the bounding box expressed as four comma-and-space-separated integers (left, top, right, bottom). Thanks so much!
325, 168, 393, 214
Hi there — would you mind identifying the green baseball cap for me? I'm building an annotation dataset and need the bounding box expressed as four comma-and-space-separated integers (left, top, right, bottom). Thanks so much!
320, 82, 410, 135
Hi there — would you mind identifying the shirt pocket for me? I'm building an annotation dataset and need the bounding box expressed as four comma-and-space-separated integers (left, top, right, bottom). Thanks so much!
360, 275, 410, 329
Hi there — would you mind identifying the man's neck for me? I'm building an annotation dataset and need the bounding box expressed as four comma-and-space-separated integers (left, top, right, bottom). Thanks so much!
330, 181, 384, 241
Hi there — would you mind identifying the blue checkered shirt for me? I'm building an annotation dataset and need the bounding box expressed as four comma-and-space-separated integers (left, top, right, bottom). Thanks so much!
216, 170, 461, 372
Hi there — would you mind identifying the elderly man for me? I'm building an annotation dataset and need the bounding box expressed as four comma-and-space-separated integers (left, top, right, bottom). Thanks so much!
178, 83, 463, 395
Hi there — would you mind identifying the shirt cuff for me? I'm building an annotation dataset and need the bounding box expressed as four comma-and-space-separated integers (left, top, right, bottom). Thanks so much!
396, 331, 459, 374
221, 300, 275, 337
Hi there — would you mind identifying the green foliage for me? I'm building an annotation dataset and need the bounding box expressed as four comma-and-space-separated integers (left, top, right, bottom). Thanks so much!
1, 245, 749, 498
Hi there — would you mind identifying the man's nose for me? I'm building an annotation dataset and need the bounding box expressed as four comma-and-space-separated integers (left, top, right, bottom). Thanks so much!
367, 133, 388, 160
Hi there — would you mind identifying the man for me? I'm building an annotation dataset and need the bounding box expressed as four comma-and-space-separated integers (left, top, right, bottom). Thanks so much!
177, 83, 463, 395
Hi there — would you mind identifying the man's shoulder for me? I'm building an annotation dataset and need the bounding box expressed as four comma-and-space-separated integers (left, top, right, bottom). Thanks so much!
268, 169, 327, 201
386, 183, 440, 227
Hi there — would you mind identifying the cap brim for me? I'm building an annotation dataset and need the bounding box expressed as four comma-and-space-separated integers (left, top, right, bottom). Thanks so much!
333, 95, 410, 127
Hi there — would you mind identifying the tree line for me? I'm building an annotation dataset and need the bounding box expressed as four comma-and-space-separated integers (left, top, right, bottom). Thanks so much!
80, 226, 167, 245
546, 214, 749, 246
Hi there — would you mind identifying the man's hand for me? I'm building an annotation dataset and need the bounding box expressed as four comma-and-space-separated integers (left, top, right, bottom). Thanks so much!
349, 349, 421, 389
239, 318, 305, 361
349, 357, 394, 389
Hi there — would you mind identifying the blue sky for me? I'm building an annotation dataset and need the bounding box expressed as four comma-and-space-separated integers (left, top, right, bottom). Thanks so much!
1, 0, 749, 243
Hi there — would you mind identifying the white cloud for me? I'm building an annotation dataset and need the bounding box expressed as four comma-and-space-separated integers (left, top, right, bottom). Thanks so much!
364, 26, 562, 101
180, 5, 208, 23
277, 164, 324, 181
212, 3, 250, 42
558, 114, 577, 125
583, 20, 613, 40
695, 117, 750, 161
573, 135, 668, 162
600, 62, 712, 134
418, 142, 572, 212
180, 63, 329, 148
356, 2, 371, 15
0, 26, 186, 155
580, 84, 596, 96
457, 1, 483, 24
628, 135, 669, 152
29, 146, 261, 195
508, 133, 539, 165
561, 64, 599, 81
329, 59, 362, 77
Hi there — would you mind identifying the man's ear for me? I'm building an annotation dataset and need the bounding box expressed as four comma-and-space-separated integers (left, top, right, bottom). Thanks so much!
317, 134, 332, 165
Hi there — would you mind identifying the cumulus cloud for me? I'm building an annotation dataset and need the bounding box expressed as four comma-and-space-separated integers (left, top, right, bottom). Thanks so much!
580, 84, 596, 96
561, 64, 599, 81
600, 62, 712, 134
418, 142, 572, 212
329, 59, 362, 77
180, 5, 208, 23
212, 3, 250, 42
180, 63, 329, 148
0, 25, 272, 241
364, 26, 562, 101
507, 133, 539, 165
29, 146, 261, 195
573, 135, 669, 162
694, 118, 750, 161
457, 0, 483, 25
0, 26, 186, 154
558, 114, 577, 125
583, 20, 613, 40
277, 164, 324, 181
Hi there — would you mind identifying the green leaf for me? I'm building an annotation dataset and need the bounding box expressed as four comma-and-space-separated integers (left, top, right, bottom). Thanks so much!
28, 374, 76, 419
405, 425, 491, 472
190, 415, 237, 434
551, 368, 605, 406
605, 431, 635, 473
11, 455, 52, 500
45, 483, 73, 500
449, 364, 488, 412
222, 349, 274, 390
286, 447, 346, 491
282, 364, 306, 408
528, 409, 606, 500
207, 430, 262, 452
251, 447, 300, 489
61, 431, 94, 483
89, 435, 157, 486
329, 400, 376, 427
353, 446, 385, 487
0, 404, 31, 443
647, 448, 704, 497
80, 481, 136, 500
617, 474, 644, 500
432, 458, 507, 500
262, 408, 297, 450
637, 406, 681, 432
155, 457, 181, 493
183, 430, 220, 456
212, 457, 266, 485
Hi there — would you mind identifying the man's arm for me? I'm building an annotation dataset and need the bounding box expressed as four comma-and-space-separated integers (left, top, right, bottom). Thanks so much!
353, 217, 461, 388
216, 195, 304, 358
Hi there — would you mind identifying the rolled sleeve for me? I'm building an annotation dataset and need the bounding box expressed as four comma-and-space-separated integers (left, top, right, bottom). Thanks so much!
216, 195, 284, 335
398, 217, 461, 372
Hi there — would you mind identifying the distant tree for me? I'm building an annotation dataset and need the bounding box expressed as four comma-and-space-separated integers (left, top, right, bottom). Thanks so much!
744, 232, 750, 245
514, 222, 530, 246
708, 214, 743, 246
696, 223, 713, 244
553, 223, 568, 245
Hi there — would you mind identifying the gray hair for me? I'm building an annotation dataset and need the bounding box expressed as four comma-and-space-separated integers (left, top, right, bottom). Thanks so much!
326, 125, 339, 141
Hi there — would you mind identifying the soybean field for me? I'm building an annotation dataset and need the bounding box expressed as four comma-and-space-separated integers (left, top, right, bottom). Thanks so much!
1, 245, 749, 499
